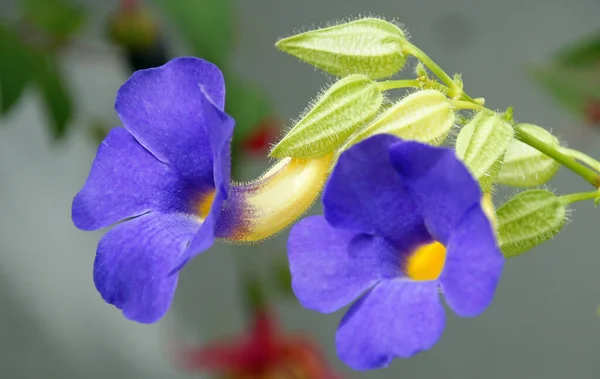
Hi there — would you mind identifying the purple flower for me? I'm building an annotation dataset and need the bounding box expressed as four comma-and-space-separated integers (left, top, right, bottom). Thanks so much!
287, 134, 504, 370
72, 57, 234, 323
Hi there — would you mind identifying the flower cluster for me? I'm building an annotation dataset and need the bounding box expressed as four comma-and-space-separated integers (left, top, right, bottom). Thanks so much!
73, 15, 598, 373
72, 56, 503, 368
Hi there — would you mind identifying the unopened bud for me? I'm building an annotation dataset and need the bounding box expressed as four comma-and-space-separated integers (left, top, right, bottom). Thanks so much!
275, 18, 407, 79
455, 110, 514, 192
270, 75, 383, 158
350, 90, 455, 146
496, 123, 560, 187
496, 190, 566, 257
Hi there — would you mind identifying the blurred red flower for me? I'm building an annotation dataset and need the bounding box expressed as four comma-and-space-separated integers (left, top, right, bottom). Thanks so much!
242, 117, 281, 156
177, 309, 342, 379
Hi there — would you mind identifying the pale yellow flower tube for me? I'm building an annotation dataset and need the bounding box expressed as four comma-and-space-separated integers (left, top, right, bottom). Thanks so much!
216, 154, 334, 242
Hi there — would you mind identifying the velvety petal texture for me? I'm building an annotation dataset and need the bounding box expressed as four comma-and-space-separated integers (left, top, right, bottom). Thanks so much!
288, 216, 400, 313
73, 57, 235, 323
94, 213, 200, 323
72, 128, 191, 230
287, 135, 504, 370
323, 135, 429, 250
440, 205, 504, 317
181, 91, 235, 263
115, 57, 226, 189
336, 281, 445, 370
390, 140, 481, 244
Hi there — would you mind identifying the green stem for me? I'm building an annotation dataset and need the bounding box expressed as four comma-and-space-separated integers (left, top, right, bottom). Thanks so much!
376, 79, 420, 92
402, 42, 477, 103
514, 125, 600, 188
402, 41, 600, 189
452, 100, 483, 110
559, 147, 600, 174
402, 43, 455, 90
561, 190, 600, 205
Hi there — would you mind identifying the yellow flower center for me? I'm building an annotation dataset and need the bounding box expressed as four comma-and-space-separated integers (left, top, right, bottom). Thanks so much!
404, 194, 496, 282
197, 190, 216, 219
405, 241, 447, 281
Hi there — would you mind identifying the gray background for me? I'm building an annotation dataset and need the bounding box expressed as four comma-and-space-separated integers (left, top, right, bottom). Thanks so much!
1, 0, 600, 378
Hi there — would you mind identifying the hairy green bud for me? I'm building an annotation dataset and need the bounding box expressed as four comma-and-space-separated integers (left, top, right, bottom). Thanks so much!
270, 75, 383, 158
275, 18, 407, 79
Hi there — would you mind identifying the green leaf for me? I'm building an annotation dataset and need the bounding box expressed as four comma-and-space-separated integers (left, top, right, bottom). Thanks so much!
0, 25, 32, 114
240, 274, 266, 314
272, 259, 293, 299
151, 0, 232, 69
226, 76, 273, 145
31, 53, 73, 139
270, 75, 383, 158
276, 17, 407, 79
530, 64, 600, 116
554, 29, 600, 68
496, 123, 561, 187
455, 110, 514, 192
497, 189, 566, 258
88, 119, 112, 145
351, 89, 455, 146
22, 0, 86, 38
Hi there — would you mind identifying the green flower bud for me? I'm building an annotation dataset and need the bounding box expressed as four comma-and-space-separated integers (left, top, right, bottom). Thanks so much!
496, 190, 566, 258
270, 75, 383, 158
455, 110, 514, 192
275, 18, 407, 79
348, 89, 455, 146
496, 123, 561, 187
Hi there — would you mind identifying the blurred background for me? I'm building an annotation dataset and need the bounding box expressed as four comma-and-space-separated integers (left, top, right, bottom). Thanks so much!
1, 0, 600, 378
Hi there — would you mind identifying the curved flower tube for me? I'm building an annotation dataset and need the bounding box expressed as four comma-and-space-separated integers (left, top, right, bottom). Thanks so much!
217, 154, 334, 242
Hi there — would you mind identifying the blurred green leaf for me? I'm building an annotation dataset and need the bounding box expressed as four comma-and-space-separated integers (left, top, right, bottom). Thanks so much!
88, 119, 112, 145
241, 274, 266, 314
554, 30, 600, 68
31, 53, 73, 139
22, 0, 86, 38
530, 64, 600, 116
151, 0, 232, 68
0, 24, 32, 115
272, 259, 294, 300
226, 77, 273, 145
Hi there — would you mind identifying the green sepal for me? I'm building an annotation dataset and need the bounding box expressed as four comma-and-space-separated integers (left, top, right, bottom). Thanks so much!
270, 75, 382, 158
455, 110, 514, 192
276, 18, 407, 79
496, 123, 560, 187
349, 89, 455, 146
496, 189, 566, 258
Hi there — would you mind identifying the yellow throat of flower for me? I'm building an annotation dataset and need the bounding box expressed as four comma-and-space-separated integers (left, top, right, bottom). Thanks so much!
405, 241, 446, 281
404, 193, 497, 281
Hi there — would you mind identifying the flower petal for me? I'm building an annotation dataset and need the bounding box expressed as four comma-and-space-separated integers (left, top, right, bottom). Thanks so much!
288, 216, 400, 314
336, 280, 445, 370
323, 135, 428, 248
178, 92, 235, 265
390, 140, 481, 244
440, 204, 504, 317
94, 212, 201, 323
115, 57, 228, 189
72, 128, 193, 230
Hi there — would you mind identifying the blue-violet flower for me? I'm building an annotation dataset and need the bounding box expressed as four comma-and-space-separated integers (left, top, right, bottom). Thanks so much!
72, 57, 234, 323
287, 134, 504, 370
